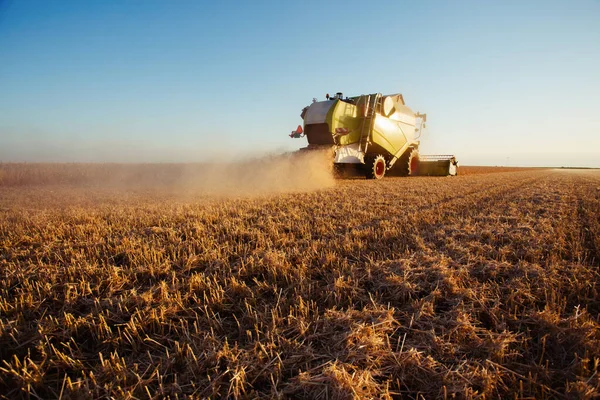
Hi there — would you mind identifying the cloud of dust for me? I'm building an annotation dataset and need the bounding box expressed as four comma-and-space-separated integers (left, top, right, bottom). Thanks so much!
0, 150, 336, 196
175, 150, 335, 196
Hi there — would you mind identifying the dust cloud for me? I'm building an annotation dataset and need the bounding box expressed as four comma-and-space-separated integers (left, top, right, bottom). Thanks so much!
175, 150, 335, 195
0, 150, 336, 196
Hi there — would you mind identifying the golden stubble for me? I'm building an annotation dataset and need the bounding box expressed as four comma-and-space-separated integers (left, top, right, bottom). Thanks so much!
0, 166, 599, 399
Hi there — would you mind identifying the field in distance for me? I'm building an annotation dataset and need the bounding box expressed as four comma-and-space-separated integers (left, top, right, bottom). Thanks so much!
0, 162, 599, 399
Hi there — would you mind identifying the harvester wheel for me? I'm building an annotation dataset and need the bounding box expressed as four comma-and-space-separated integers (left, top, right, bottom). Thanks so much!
365, 155, 386, 180
397, 148, 420, 176
409, 149, 420, 176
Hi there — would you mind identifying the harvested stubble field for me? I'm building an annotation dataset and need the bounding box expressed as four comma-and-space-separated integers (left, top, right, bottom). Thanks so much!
0, 160, 599, 399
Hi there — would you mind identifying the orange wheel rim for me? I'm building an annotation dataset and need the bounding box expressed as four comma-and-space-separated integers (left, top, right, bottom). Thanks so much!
376, 160, 385, 176
411, 157, 419, 173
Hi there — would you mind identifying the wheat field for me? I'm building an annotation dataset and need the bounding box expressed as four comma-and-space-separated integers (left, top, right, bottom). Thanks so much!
0, 160, 599, 399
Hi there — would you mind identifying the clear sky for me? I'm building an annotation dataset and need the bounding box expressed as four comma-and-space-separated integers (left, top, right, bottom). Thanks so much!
1, 0, 599, 166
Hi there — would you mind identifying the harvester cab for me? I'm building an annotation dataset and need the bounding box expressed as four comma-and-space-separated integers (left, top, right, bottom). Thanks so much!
289, 91, 458, 178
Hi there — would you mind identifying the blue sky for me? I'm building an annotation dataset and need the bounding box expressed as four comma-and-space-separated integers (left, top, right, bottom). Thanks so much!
1, 0, 599, 166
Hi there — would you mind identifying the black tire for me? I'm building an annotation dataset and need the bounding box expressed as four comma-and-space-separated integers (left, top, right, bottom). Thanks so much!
397, 148, 420, 176
365, 154, 386, 179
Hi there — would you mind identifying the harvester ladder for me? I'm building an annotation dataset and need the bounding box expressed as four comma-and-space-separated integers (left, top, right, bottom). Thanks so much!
358, 93, 380, 153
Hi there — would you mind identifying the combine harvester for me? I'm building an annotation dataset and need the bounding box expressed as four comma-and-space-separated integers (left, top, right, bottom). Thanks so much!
290, 92, 458, 179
